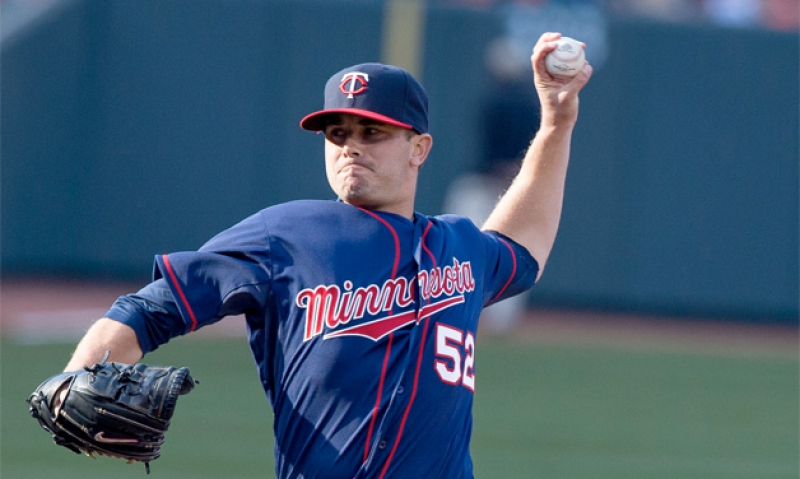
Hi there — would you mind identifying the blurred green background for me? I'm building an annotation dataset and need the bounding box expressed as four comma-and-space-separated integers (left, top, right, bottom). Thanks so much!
2, 335, 797, 478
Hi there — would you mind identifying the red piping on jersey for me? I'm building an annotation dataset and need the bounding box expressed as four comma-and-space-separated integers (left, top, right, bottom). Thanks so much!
358, 208, 401, 464
488, 237, 517, 305
160, 255, 199, 332
359, 208, 401, 281
379, 221, 434, 478
379, 305, 431, 479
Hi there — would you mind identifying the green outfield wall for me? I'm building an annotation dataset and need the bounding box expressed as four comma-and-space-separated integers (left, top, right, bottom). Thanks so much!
2, 1, 797, 322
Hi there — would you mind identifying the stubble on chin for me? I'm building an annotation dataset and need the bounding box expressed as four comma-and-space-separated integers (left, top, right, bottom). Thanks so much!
335, 175, 370, 204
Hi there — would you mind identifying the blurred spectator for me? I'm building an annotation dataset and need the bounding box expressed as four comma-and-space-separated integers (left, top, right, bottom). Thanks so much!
761, 0, 800, 30
606, 0, 702, 22
703, 0, 761, 27
443, 0, 608, 333
443, 38, 540, 333
497, 0, 610, 70
436, 0, 604, 10
436, 0, 497, 8
606, 0, 798, 31
477, 39, 541, 178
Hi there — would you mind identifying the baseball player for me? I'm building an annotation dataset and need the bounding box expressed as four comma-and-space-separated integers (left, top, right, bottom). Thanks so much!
60, 33, 592, 478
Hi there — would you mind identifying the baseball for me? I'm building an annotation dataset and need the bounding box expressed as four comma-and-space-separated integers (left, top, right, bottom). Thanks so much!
545, 37, 586, 78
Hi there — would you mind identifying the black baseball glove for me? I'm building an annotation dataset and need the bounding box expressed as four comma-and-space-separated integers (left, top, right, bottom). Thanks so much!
27, 354, 197, 474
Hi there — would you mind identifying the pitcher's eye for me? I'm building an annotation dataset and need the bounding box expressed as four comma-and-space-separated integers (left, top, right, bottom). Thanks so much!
362, 127, 392, 141
325, 128, 346, 142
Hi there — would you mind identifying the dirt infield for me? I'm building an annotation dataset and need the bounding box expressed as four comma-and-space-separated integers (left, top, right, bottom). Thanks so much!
0, 278, 247, 343
1, 277, 797, 358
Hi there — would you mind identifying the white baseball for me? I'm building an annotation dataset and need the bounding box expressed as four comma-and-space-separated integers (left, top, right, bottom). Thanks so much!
545, 37, 586, 78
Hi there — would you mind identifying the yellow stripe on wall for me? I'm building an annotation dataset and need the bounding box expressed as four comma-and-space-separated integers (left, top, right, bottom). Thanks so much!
381, 0, 425, 80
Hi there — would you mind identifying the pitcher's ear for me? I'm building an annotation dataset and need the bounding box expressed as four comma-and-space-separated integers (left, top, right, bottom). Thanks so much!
411, 133, 433, 168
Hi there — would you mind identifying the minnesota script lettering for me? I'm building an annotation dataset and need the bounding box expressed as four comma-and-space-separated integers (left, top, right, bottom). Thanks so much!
296, 258, 476, 341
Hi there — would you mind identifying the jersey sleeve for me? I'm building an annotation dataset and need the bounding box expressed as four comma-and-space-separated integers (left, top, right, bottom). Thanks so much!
480, 230, 539, 306
153, 211, 273, 334
105, 279, 187, 353
106, 211, 273, 352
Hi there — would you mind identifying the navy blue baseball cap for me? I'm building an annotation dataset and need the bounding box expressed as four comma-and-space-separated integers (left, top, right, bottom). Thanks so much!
300, 63, 429, 134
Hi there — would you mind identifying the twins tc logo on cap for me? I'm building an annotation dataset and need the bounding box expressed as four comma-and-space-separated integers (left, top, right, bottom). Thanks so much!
299, 62, 429, 134
340, 72, 369, 99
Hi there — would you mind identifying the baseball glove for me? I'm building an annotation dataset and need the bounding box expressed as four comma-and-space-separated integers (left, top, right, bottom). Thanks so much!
27, 353, 197, 474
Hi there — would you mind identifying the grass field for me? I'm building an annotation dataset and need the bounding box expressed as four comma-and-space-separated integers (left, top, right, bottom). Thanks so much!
2, 333, 797, 478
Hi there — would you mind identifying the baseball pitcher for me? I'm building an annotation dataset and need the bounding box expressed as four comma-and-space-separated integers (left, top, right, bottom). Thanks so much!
29, 32, 592, 478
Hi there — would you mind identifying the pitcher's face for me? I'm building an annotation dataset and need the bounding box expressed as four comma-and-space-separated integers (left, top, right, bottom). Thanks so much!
324, 114, 431, 218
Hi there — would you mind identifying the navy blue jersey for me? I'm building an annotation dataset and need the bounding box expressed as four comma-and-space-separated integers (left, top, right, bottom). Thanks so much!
107, 200, 538, 479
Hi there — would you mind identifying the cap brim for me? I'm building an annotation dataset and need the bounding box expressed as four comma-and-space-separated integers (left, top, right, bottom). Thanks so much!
300, 108, 414, 132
